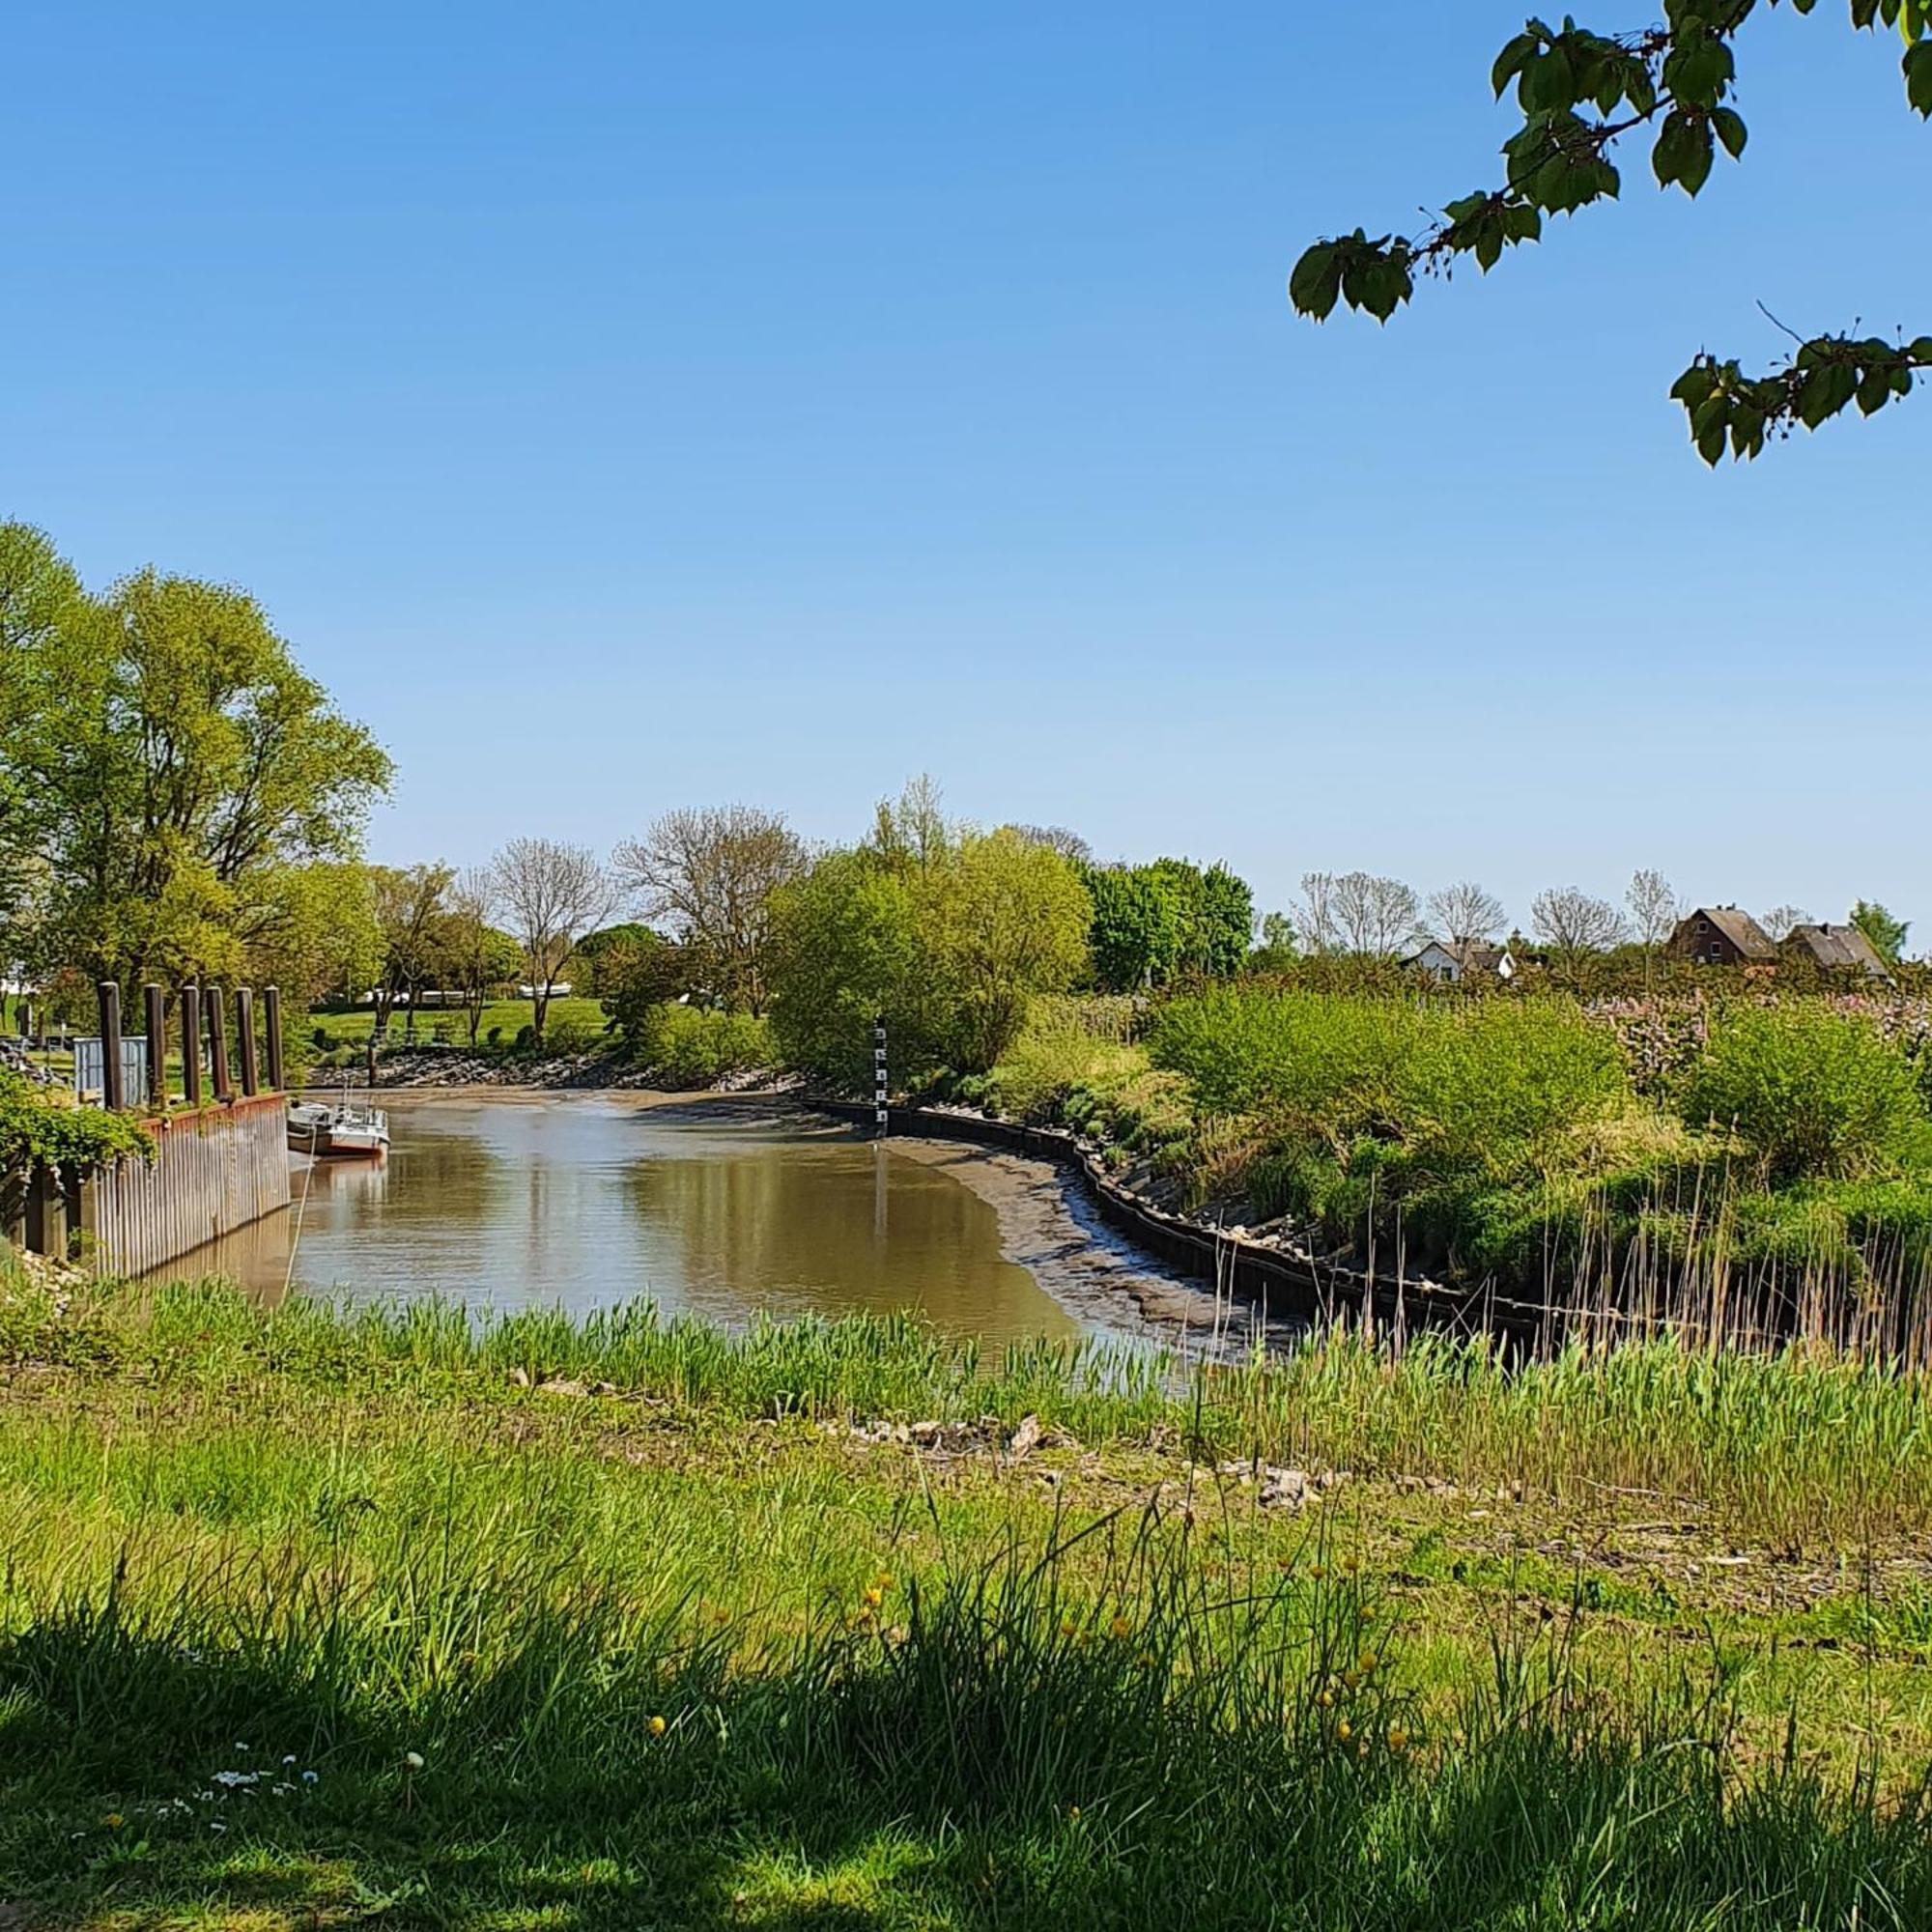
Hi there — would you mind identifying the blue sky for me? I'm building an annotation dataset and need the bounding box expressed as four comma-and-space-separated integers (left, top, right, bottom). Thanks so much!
5, 3, 1926, 937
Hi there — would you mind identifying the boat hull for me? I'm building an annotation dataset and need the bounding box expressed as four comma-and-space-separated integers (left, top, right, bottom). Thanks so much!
288, 1125, 387, 1159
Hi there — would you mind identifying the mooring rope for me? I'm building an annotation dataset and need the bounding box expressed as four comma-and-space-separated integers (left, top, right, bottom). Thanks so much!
283, 1120, 320, 1296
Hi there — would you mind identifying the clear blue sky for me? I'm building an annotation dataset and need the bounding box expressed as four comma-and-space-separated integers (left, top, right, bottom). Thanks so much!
5, 3, 1926, 937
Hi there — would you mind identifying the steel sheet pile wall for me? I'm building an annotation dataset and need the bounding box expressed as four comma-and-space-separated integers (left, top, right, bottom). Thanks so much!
79, 1094, 290, 1276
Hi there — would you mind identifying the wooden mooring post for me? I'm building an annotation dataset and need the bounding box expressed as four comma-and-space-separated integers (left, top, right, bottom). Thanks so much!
236, 987, 259, 1096
143, 984, 168, 1111
205, 986, 231, 1101
98, 981, 125, 1110
181, 981, 203, 1109
263, 986, 284, 1091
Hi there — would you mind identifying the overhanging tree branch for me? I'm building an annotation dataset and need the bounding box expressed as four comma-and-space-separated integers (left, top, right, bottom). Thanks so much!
1289, 0, 1932, 461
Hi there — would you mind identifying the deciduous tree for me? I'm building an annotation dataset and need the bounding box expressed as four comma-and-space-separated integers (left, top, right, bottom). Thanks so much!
0, 526, 391, 988
612, 805, 806, 1014
1532, 886, 1630, 957
1300, 871, 1422, 956
1626, 868, 1683, 949
491, 839, 612, 1046
1427, 881, 1509, 952
443, 867, 524, 1045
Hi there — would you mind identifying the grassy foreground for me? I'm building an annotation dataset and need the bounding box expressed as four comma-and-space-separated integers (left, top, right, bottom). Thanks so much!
5, 1280, 1932, 1928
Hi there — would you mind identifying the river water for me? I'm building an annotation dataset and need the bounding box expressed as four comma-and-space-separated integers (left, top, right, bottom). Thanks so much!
169, 1093, 1108, 1345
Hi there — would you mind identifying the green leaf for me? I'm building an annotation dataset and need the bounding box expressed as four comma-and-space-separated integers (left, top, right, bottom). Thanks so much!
1906, 41, 1932, 114
1289, 244, 1342, 320
1857, 367, 1894, 415
1658, 114, 1717, 196
1520, 45, 1576, 113
1492, 31, 1542, 99
1909, 336, 1932, 361
1712, 107, 1748, 158
1670, 363, 1716, 408
1695, 417, 1729, 465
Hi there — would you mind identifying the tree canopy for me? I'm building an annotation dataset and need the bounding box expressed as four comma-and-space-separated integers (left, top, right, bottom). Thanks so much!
1087, 858, 1255, 991
767, 794, 1093, 1091
1291, 2, 1931, 461
0, 524, 391, 988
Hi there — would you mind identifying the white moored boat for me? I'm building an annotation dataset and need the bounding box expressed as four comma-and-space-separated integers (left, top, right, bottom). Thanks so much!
288, 1093, 390, 1159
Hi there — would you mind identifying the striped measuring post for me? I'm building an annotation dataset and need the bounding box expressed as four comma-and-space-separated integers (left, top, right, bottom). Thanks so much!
872, 1018, 889, 1136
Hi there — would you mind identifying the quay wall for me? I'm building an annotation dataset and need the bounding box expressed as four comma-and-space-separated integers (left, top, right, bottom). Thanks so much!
76, 1094, 290, 1277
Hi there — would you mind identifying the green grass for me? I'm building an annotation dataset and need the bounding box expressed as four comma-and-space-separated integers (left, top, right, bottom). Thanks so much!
5, 1275, 1932, 1927
306, 996, 609, 1051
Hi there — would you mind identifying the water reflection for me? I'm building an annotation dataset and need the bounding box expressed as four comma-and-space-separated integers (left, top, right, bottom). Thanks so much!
154, 1094, 1086, 1346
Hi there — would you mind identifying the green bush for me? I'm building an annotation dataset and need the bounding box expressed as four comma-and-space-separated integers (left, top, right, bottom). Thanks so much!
542, 1016, 601, 1055
0, 1074, 154, 1173
1390, 999, 1629, 1177
1152, 989, 1626, 1179
630, 1004, 774, 1088
1150, 988, 1407, 1127
1680, 1006, 1932, 1183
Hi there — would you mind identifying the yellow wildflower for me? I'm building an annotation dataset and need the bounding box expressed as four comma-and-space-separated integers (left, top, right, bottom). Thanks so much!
1386, 1726, 1409, 1753
1109, 1616, 1132, 1641
1335, 1719, 1352, 1743
101, 1813, 124, 1830
647, 1715, 668, 1738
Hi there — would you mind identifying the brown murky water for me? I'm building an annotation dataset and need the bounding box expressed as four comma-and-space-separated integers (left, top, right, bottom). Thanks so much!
160, 1093, 1091, 1346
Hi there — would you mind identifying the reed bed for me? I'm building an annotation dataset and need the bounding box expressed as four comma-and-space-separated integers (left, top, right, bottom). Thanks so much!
8, 1276, 1930, 1548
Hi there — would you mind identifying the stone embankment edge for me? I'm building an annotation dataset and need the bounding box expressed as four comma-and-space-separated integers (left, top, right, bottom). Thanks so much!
812, 1101, 1550, 1348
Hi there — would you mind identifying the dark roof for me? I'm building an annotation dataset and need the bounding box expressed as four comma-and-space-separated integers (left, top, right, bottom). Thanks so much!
1783, 923, 1890, 976
1403, 940, 1512, 972
1679, 907, 1778, 961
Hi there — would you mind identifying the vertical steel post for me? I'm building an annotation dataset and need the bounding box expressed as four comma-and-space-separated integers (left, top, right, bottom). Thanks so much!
236, 987, 259, 1096
98, 981, 125, 1110
873, 1016, 889, 1137
182, 982, 203, 1108
143, 983, 168, 1111
263, 986, 284, 1091
206, 985, 232, 1101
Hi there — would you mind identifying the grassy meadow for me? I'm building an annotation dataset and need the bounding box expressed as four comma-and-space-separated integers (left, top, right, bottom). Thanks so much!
6, 1273, 1932, 1928
304, 996, 610, 1056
